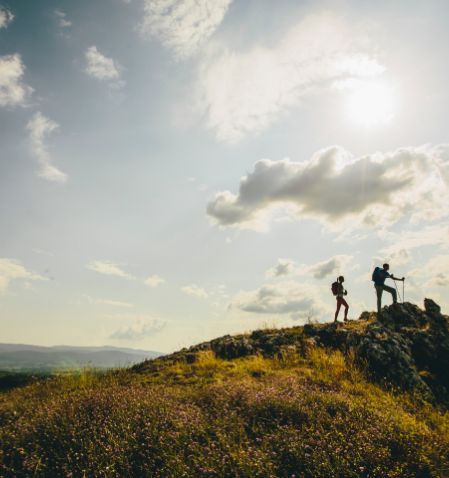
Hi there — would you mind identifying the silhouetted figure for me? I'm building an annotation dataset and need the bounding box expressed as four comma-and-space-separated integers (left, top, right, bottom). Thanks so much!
332, 275, 349, 322
372, 263, 405, 314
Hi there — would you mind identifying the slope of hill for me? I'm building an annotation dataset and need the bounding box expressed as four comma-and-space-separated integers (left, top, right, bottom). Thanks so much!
0, 300, 448, 477
0, 344, 162, 372
136, 298, 449, 404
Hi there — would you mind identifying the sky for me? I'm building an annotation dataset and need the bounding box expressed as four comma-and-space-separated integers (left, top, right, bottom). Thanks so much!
0, 0, 448, 353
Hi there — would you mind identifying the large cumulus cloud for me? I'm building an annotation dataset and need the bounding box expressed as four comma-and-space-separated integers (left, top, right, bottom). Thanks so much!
207, 144, 449, 231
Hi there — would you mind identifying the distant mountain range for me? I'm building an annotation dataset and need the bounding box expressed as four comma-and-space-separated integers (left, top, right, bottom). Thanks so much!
0, 343, 162, 372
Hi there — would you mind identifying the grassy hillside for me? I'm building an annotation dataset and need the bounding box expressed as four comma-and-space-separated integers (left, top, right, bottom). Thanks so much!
0, 303, 448, 477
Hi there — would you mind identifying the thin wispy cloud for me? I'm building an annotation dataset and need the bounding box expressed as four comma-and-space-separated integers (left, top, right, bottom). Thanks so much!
86, 261, 134, 279
0, 54, 33, 107
26, 112, 67, 183
0, 6, 13, 29
83, 294, 134, 308
140, 0, 233, 60
197, 13, 384, 142
207, 144, 449, 231
424, 256, 449, 288
96, 299, 134, 308
85, 46, 123, 87
54, 9, 72, 29
144, 275, 165, 287
110, 318, 166, 340
407, 255, 449, 290
181, 284, 208, 298
0, 258, 46, 294
380, 224, 449, 256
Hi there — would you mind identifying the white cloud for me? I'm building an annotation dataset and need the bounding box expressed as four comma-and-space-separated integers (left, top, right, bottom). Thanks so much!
0, 258, 46, 293
83, 295, 134, 308
266, 255, 353, 280
96, 299, 134, 308
305, 255, 353, 279
110, 318, 166, 340
144, 275, 165, 287
86, 261, 134, 279
54, 9, 72, 28
207, 144, 449, 231
230, 281, 327, 322
85, 46, 123, 86
374, 249, 410, 268
381, 224, 449, 256
265, 259, 295, 278
0, 6, 14, 29
26, 112, 67, 183
0, 54, 33, 107
140, 0, 233, 60
414, 255, 449, 289
197, 13, 384, 142
181, 284, 208, 298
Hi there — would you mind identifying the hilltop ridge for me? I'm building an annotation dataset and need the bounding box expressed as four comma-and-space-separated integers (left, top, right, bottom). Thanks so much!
135, 298, 449, 404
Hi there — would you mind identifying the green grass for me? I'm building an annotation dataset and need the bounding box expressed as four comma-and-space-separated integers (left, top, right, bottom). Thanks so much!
0, 349, 448, 477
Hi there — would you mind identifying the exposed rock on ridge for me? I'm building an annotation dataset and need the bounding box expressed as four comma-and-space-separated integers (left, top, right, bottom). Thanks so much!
134, 299, 449, 403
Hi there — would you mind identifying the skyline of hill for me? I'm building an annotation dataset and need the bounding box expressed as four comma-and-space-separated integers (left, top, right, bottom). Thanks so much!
0, 343, 162, 372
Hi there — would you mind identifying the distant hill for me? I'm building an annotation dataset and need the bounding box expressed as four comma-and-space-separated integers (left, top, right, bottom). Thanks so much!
0, 344, 162, 371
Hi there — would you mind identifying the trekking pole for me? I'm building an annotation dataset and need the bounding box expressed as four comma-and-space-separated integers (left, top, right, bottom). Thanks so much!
403, 280, 405, 303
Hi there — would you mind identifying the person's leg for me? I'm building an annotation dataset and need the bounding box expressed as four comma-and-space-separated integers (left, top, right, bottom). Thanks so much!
383, 284, 397, 304
334, 298, 342, 322
376, 286, 383, 314
341, 298, 349, 320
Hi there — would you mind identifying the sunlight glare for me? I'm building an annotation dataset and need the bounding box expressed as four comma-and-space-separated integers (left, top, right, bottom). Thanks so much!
346, 81, 397, 128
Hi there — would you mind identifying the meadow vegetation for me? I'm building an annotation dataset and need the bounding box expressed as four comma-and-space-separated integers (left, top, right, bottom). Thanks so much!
0, 346, 448, 477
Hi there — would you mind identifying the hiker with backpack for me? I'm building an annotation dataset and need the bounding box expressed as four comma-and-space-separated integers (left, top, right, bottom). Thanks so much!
332, 276, 349, 323
372, 263, 405, 314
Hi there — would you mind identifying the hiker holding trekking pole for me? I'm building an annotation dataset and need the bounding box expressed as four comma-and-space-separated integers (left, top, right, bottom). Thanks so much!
372, 263, 405, 314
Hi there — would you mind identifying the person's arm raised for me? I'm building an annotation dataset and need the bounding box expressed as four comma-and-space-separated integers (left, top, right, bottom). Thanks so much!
391, 275, 405, 281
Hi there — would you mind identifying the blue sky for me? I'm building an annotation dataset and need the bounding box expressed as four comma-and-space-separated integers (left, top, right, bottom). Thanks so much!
1, 0, 448, 352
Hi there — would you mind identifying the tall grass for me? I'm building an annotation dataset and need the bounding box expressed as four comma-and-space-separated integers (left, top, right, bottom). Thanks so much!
0, 350, 448, 477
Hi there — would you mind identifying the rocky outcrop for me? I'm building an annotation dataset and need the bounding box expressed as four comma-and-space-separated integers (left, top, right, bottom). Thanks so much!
300, 300, 449, 402
134, 299, 449, 403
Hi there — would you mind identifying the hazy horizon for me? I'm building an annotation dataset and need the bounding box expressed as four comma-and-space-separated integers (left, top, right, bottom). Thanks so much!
1, 0, 448, 353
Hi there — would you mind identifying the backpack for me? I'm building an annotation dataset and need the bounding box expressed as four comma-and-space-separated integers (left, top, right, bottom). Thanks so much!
372, 267, 382, 283
331, 281, 339, 296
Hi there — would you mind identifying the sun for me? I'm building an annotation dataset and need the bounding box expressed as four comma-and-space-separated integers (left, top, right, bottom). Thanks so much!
346, 81, 397, 128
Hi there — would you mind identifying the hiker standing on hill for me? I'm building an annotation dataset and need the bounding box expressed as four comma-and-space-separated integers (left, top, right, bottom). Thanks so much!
332, 276, 349, 323
372, 263, 404, 314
